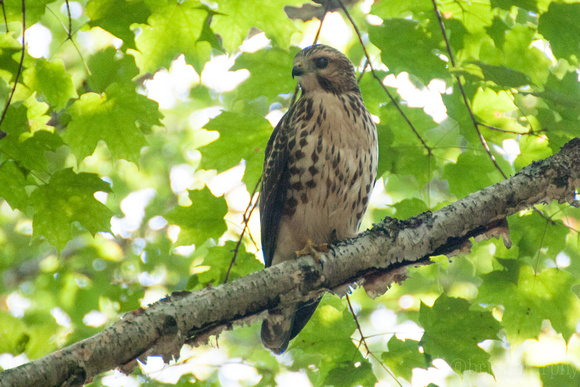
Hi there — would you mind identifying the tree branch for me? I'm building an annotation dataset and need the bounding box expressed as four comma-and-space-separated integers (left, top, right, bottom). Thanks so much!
1, 138, 579, 386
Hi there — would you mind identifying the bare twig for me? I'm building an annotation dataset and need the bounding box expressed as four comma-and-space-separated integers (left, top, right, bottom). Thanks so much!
0, 0, 26, 134
45, 3, 91, 78
478, 122, 542, 136
336, 0, 431, 156
357, 57, 369, 82
1, 0, 8, 32
64, 0, 72, 36
345, 294, 371, 354
346, 293, 402, 386
223, 175, 262, 283
430, 0, 507, 179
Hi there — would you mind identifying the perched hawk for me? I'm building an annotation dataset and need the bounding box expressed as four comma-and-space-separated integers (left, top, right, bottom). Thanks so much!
260, 44, 378, 354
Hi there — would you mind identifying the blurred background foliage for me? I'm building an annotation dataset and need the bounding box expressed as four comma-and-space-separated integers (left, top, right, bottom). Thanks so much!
0, 0, 579, 385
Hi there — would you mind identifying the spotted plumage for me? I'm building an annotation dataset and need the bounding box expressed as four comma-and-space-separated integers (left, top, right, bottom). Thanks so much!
260, 44, 378, 354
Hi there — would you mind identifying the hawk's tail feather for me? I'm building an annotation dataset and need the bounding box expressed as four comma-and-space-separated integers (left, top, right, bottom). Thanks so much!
261, 297, 322, 355
289, 298, 321, 341
261, 306, 295, 355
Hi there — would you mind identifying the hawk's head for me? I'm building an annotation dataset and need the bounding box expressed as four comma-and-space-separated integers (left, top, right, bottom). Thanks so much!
292, 45, 359, 95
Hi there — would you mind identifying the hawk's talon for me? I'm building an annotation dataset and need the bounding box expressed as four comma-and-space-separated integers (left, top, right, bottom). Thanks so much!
296, 239, 329, 264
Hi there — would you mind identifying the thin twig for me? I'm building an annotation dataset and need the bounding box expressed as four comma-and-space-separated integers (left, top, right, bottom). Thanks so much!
345, 293, 370, 354
336, 0, 431, 155
346, 293, 402, 386
509, 92, 538, 134
430, 0, 507, 179
0, 0, 26, 134
357, 57, 369, 83
223, 175, 261, 283
478, 122, 542, 136
1, 0, 8, 32
336, 0, 433, 206
64, 0, 72, 36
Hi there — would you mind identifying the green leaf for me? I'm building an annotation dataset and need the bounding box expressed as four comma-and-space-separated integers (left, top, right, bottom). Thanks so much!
382, 337, 429, 381
380, 104, 438, 144
472, 88, 526, 135
86, 0, 151, 49
509, 211, 567, 261
538, 3, 580, 60
0, 309, 29, 355
63, 83, 161, 163
438, 1, 494, 34
443, 18, 468, 53
212, 0, 302, 53
369, 20, 448, 84
22, 58, 78, 110
232, 46, 300, 101
491, 0, 538, 13
323, 359, 377, 387
358, 71, 390, 117
514, 135, 552, 171
486, 17, 509, 48
197, 7, 224, 52
0, 33, 23, 79
194, 241, 263, 286
290, 295, 375, 385
134, 2, 211, 74
419, 295, 501, 374
442, 151, 499, 198
17, 309, 60, 359
441, 86, 479, 145
86, 47, 140, 92
534, 71, 580, 127
471, 61, 532, 88
370, 0, 432, 19
375, 124, 394, 178
30, 169, 113, 251
378, 104, 438, 186
480, 25, 550, 85
393, 198, 428, 219
3, 0, 55, 25
537, 364, 580, 387
165, 188, 227, 247
201, 111, 272, 190
0, 104, 63, 172
477, 261, 580, 345
0, 161, 29, 212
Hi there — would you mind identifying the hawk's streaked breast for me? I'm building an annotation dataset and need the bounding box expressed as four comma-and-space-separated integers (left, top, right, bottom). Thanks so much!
273, 90, 378, 264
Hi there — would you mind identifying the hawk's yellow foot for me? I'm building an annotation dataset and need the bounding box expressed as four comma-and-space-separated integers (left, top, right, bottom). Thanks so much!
295, 239, 330, 263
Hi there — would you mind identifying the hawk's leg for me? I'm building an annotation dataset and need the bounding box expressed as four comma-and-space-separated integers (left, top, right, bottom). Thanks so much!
295, 239, 330, 263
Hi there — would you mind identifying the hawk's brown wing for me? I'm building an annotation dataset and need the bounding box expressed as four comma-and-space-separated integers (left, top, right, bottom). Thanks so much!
259, 108, 294, 268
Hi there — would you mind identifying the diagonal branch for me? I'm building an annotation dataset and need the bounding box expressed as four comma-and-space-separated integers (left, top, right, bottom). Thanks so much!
1, 138, 579, 386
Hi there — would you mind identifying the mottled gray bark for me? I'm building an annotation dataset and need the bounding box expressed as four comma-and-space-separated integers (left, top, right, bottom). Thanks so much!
1, 138, 579, 386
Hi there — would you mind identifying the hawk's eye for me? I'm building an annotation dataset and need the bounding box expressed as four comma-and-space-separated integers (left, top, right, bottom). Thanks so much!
314, 57, 328, 69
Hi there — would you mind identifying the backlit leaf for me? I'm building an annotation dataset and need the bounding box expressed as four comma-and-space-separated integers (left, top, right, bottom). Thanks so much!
30, 169, 113, 251
419, 295, 501, 374
63, 83, 161, 163
165, 188, 227, 247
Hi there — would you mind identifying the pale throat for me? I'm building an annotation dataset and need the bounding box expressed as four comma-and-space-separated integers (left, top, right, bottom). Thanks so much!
298, 73, 325, 93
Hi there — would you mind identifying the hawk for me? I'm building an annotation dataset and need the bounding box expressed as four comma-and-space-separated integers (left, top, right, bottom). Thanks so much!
260, 44, 378, 354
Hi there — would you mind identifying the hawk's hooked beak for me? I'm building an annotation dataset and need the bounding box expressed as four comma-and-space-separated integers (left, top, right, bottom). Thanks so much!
292, 64, 305, 78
